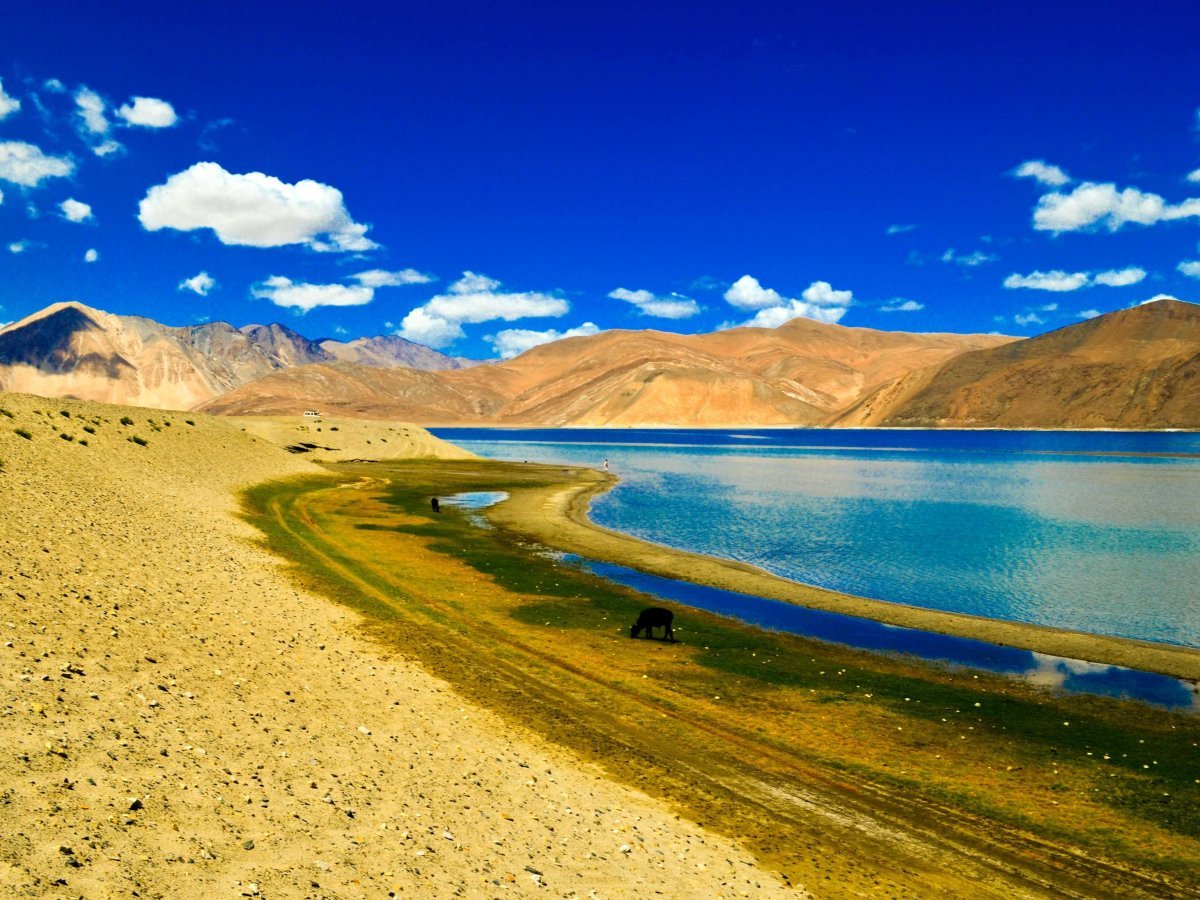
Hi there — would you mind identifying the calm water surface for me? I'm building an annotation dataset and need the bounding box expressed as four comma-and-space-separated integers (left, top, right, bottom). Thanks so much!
433, 429, 1200, 649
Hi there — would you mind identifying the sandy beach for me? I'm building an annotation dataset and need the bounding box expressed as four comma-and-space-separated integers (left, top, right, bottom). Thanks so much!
0, 394, 792, 897
487, 469, 1200, 682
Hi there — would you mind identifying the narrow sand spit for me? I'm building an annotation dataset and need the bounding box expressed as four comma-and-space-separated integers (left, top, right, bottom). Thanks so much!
0, 394, 795, 898
488, 470, 1200, 682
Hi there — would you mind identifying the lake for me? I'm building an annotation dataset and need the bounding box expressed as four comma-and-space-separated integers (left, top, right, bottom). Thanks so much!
432, 428, 1200, 650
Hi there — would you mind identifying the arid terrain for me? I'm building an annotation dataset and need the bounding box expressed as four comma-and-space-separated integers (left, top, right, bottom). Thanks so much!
0, 394, 791, 897
6, 298, 1198, 430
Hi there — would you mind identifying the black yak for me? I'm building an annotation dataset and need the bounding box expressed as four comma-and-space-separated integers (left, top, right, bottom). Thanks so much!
630, 607, 675, 642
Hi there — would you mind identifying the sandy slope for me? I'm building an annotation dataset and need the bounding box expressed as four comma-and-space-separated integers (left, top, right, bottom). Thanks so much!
0, 393, 792, 898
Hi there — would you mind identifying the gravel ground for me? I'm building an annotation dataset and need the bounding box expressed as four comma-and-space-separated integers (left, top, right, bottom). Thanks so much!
0, 393, 795, 898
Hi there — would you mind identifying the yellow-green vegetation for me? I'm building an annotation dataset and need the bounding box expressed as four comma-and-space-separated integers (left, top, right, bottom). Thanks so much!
242, 459, 1200, 895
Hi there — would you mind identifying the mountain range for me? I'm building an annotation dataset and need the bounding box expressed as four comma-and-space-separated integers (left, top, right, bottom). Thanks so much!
2, 299, 1197, 428
0, 302, 467, 410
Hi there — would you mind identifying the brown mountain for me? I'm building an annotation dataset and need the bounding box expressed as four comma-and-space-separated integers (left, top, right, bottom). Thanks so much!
835, 299, 1200, 429
201, 317, 1014, 425
0, 302, 466, 410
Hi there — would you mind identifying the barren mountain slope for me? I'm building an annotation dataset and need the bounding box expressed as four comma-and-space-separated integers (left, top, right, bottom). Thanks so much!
0, 302, 465, 410
217, 320, 1010, 426
836, 299, 1200, 428
199, 360, 511, 420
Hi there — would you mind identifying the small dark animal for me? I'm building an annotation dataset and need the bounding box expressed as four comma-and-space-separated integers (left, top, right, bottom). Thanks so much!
431, 497, 441, 513
630, 607, 675, 642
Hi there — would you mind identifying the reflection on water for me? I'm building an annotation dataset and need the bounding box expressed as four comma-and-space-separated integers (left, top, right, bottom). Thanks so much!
436, 430, 1200, 648
575, 558, 1198, 713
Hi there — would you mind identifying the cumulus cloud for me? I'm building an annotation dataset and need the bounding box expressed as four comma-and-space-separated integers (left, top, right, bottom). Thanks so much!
352, 268, 433, 288
880, 298, 924, 312
84, 248, 98, 263
8, 240, 31, 254
1177, 260, 1200, 279
398, 271, 568, 348
724, 275, 788, 311
608, 287, 700, 319
1187, 169, 1200, 184
1004, 271, 1089, 292
1077, 309, 1101, 319
1004, 267, 1146, 291
59, 198, 92, 222
941, 248, 998, 267
487, 322, 602, 359
92, 140, 122, 158
1091, 267, 1146, 287
1014, 160, 1070, 187
0, 79, 20, 120
0, 187, 4, 205
74, 87, 109, 134
1014, 312, 1045, 327
723, 275, 851, 327
0, 141, 74, 187
1033, 182, 1200, 232
1141, 294, 1178, 304
398, 307, 466, 347
116, 96, 177, 128
179, 271, 216, 296
251, 276, 373, 312
139, 162, 376, 252
885, 223, 917, 235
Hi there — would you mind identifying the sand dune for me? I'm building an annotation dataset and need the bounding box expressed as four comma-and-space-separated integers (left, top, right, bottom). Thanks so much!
0, 392, 790, 897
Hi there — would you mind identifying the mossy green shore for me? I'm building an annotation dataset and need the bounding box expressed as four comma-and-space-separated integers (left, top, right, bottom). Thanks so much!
243, 459, 1200, 897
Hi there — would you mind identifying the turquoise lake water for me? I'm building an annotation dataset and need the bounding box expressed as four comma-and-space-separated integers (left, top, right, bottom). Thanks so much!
433, 429, 1200, 649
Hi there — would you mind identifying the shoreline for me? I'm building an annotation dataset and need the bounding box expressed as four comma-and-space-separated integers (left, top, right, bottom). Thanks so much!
485, 466, 1200, 682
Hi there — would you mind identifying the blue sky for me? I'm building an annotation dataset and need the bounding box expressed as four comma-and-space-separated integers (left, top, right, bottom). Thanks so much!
2, 1, 1200, 359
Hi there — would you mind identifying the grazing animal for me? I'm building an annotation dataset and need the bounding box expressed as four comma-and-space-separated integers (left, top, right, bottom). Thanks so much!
431, 497, 440, 513
630, 607, 675, 642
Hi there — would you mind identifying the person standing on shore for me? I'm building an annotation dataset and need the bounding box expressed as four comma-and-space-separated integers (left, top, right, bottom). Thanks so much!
603, 458, 609, 472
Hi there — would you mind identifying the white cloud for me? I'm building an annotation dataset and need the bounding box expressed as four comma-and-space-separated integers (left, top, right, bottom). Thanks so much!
397, 307, 465, 347
1091, 267, 1146, 287
1187, 169, 1200, 184
608, 287, 699, 319
179, 271, 216, 296
398, 271, 568, 348
880, 298, 924, 312
723, 274, 851, 327
1014, 160, 1070, 187
1077, 309, 1101, 319
92, 140, 122, 158
116, 96, 177, 128
251, 276, 373, 312
139, 162, 376, 251
0, 187, 4, 205
0, 79, 20, 120
1141, 294, 1178, 304
84, 248, 98, 263
724, 275, 787, 311
423, 272, 567, 322
1177, 260, 1200, 279
487, 323, 601, 359
0, 141, 74, 187
1004, 270, 1089, 292
1033, 182, 1200, 232
885, 223, 917, 235
1004, 268, 1145, 291
1014, 312, 1045, 327
801, 281, 853, 307
74, 87, 109, 134
59, 198, 93, 223
8, 240, 31, 254
941, 248, 998, 267
43, 78, 65, 93
352, 268, 433, 288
